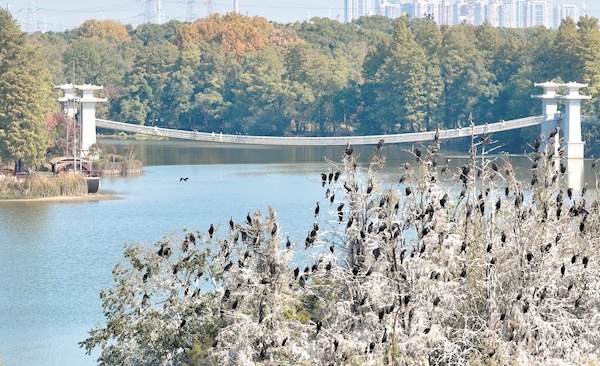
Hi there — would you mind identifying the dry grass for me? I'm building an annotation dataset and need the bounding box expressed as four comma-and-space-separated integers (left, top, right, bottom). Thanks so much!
0, 173, 87, 199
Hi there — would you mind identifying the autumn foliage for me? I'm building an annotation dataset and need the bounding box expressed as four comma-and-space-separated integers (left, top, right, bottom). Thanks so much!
77, 19, 131, 41
175, 13, 300, 57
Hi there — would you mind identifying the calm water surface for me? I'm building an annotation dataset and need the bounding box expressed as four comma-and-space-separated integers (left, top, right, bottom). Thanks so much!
0, 140, 595, 365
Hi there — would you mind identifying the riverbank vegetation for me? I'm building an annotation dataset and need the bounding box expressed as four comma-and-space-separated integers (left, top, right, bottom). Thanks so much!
3, 8, 600, 171
82, 137, 600, 365
0, 10, 55, 173
0, 173, 87, 199
25, 11, 600, 153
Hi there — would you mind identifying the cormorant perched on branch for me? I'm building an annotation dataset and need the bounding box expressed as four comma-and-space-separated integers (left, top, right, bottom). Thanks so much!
345, 143, 353, 156
333, 171, 341, 182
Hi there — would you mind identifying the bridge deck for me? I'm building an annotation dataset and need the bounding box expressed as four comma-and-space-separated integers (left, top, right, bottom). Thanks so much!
96, 116, 549, 146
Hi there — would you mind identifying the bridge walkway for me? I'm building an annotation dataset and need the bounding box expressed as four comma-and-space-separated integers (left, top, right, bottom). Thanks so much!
96, 115, 550, 146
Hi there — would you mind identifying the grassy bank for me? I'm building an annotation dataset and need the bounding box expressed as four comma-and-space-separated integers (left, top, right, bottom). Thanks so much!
0, 173, 87, 199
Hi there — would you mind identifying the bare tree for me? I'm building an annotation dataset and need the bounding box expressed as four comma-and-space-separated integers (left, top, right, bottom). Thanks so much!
82, 135, 600, 365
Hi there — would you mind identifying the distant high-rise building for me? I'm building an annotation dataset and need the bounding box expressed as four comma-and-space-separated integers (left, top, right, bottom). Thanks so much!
371, 0, 576, 30
554, 4, 578, 28
345, 0, 372, 22
529, 0, 552, 27
379, 1, 402, 19
453, 0, 472, 25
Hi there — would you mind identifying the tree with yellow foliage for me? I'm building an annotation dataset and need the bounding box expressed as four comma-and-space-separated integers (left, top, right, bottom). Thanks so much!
175, 13, 272, 57
77, 19, 131, 42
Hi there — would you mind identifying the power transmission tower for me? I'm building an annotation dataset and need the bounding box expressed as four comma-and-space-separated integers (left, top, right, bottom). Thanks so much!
204, 0, 213, 16
24, 0, 36, 33
139, 0, 155, 24
181, 0, 197, 21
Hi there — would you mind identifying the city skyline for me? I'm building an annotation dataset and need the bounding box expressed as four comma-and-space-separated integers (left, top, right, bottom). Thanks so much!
3, 0, 599, 32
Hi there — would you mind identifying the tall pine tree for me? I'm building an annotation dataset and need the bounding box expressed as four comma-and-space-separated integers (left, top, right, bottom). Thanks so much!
0, 9, 55, 171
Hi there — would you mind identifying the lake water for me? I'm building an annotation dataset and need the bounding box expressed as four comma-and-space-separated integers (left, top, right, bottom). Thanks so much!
0, 139, 595, 366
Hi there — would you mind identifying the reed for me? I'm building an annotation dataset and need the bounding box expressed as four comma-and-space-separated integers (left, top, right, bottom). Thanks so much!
0, 173, 87, 199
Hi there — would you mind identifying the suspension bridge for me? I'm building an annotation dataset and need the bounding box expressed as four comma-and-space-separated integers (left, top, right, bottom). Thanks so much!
95, 115, 547, 146
57, 81, 591, 159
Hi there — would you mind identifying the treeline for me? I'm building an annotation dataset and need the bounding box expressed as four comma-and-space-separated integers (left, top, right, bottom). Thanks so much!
30, 13, 600, 149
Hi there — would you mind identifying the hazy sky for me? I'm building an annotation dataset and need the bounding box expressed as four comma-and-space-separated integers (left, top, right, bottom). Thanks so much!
4, 0, 598, 32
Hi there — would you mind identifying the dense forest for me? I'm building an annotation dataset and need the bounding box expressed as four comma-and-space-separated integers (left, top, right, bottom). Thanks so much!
3, 9, 600, 165
26, 12, 600, 152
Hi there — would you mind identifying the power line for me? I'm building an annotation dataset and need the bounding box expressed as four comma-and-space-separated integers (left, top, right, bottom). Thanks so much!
24, 0, 36, 32
182, 0, 197, 21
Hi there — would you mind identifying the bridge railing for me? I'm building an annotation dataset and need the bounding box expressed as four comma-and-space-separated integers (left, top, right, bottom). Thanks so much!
96, 115, 550, 146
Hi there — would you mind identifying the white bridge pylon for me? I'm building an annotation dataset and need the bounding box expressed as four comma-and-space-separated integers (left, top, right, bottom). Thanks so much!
532, 81, 590, 160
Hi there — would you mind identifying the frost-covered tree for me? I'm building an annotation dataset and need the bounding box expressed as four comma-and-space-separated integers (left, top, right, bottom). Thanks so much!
83, 134, 600, 365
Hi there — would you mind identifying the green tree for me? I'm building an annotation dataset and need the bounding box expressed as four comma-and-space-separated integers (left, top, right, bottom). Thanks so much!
228, 46, 293, 134
132, 21, 182, 46
408, 17, 442, 57
30, 31, 72, 85
0, 9, 55, 170
577, 16, 600, 115
440, 24, 499, 128
112, 42, 179, 126
189, 43, 238, 132
63, 37, 128, 88
361, 19, 431, 133
549, 17, 581, 83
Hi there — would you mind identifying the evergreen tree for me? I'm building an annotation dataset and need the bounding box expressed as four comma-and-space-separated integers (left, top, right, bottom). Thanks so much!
0, 9, 55, 170
549, 17, 581, 83
440, 24, 498, 128
577, 16, 600, 115
362, 18, 431, 133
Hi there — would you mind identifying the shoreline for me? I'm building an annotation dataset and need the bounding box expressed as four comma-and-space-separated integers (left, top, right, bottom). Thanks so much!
0, 193, 120, 203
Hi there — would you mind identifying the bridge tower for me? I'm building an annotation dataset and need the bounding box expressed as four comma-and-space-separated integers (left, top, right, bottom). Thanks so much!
533, 81, 590, 192
532, 81, 561, 141
54, 83, 78, 118
560, 82, 590, 160
78, 84, 107, 157
532, 81, 590, 159
55, 84, 106, 159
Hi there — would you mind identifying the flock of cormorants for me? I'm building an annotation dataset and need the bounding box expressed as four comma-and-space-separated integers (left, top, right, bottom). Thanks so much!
120, 131, 599, 364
